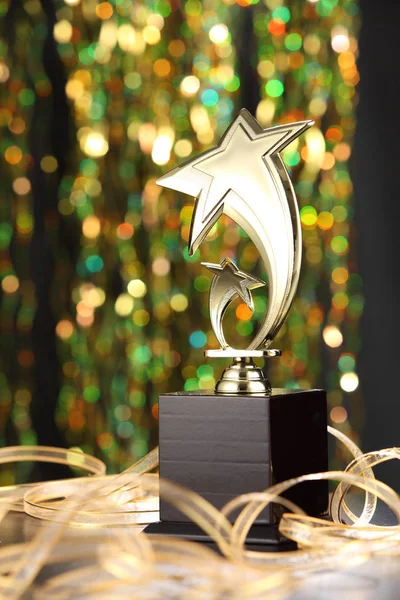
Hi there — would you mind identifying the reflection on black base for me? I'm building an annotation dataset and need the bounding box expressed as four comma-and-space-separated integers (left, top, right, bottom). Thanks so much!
144, 520, 297, 553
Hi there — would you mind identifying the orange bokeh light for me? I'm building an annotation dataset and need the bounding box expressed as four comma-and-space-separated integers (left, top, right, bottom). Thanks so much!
236, 303, 253, 321
116, 222, 134, 240
268, 19, 285, 36
96, 1, 113, 19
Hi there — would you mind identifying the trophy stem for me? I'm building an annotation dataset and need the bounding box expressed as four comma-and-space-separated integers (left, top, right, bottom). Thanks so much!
215, 356, 272, 395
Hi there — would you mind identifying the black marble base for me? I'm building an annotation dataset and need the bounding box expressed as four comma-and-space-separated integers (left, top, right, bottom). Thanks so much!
145, 388, 328, 547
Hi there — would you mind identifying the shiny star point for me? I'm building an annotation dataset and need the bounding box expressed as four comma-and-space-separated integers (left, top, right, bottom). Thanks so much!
157, 108, 314, 255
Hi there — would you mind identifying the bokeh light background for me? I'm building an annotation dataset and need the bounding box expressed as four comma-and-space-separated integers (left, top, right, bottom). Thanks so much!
0, 0, 360, 477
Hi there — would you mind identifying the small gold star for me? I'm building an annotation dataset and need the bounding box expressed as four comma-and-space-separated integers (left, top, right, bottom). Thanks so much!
202, 257, 265, 312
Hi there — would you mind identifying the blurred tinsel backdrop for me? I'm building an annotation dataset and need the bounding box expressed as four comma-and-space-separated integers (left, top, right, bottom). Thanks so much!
0, 0, 361, 480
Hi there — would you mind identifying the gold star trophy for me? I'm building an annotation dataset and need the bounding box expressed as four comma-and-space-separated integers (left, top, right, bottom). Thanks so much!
146, 110, 328, 548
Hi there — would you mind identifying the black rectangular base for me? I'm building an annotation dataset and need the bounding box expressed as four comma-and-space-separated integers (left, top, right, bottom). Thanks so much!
144, 520, 296, 552
156, 387, 329, 525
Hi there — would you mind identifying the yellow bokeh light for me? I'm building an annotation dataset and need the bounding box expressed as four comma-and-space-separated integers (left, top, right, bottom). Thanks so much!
117, 24, 136, 52
215, 44, 232, 59
127, 279, 147, 298
95, 45, 111, 64
190, 105, 211, 134
305, 126, 325, 171
303, 34, 321, 55
5, 146, 22, 165
197, 129, 214, 145
174, 139, 192, 158
99, 22, 118, 49
332, 34, 350, 53
75, 92, 92, 113
133, 309, 150, 326
82, 216, 101, 239
0, 62, 10, 83
301, 215, 317, 228
130, 32, 146, 55
170, 294, 188, 312
74, 70, 91, 85
84, 287, 105, 308
309, 97, 327, 117
138, 123, 157, 153
127, 121, 140, 141
56, 319, 74, 340
65, 79, 84, 100
81, 132, 109, 157
80, 284, 105, 306
180, 75, 200, 97
143, 25, 161, 45
64, 0, 80, 5
1, 275, 19, 293
53, 20, 73, 43
322, 325, 343, 348
332, 292, 349, 310
147, 13, 164, 30
13, 177, 31, 195
209, 24, 229, 45
340, 372, 359, 393
332, 267, 349, 285
210, 65, 234, 86
40, 155, 58, 173
317, 211, 334, 230
257, 60, 275, 79
158, 125, 175, 144
255, 99, 275, 126
152, 135, 172, 166
115, 294, 134, 317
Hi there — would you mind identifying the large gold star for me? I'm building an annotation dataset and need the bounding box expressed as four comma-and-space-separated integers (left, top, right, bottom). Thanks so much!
157, 109, 313, 256
158, 108, 313, 350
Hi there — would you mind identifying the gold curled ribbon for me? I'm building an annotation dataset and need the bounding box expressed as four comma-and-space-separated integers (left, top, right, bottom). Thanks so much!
1, 430, 400, 598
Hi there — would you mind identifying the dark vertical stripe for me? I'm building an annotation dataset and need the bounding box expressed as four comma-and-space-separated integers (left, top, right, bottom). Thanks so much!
29, 0, 70, 479
353, 0, 400, 489
237, 6, 260, 115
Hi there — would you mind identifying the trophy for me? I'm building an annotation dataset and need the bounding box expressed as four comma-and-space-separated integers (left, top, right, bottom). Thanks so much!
146, 109, 328, 548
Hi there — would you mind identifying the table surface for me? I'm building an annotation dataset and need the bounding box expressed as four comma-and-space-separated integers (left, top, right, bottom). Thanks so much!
2, 509, 400, 600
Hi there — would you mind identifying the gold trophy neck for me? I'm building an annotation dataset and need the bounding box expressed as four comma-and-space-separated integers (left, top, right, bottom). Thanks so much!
215, 357, 272, 396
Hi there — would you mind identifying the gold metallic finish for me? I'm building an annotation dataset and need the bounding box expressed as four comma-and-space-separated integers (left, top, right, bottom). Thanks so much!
215, 357, 272, 395
205, 349, 281, 358
157, 109, 312, 393
202, 258, 265, 350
